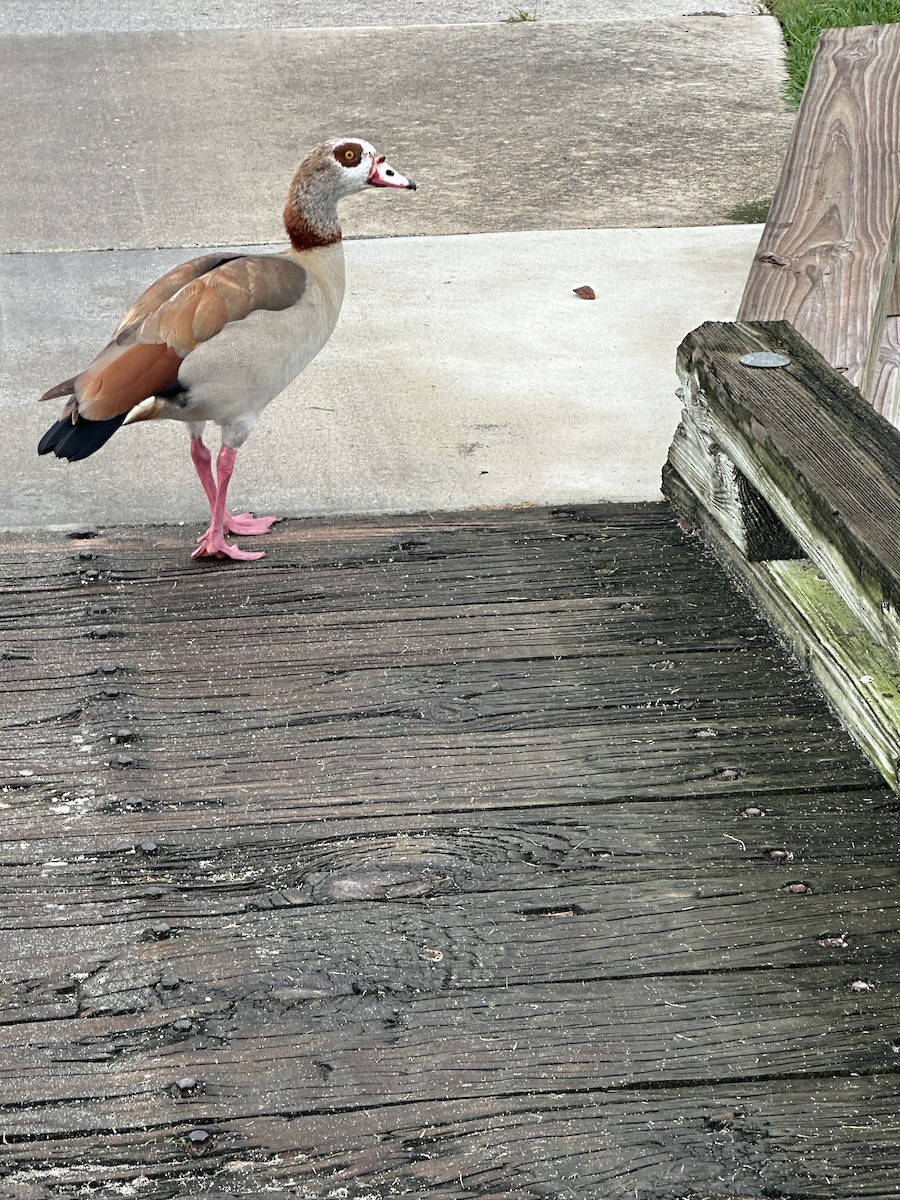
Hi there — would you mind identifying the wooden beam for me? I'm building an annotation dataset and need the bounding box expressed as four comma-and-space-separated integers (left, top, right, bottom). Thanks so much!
738, 23, 900, 402
666, 319, 900, 788
672, 320, 900, 648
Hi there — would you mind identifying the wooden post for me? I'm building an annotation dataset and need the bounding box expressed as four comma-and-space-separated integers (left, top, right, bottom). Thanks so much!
738, 24, 900, 405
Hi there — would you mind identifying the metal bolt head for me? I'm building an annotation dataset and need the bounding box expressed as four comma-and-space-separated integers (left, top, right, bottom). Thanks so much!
122, 795, 150, 812
849, 979, 875, 993
739, 351, 791, 369
138, 841, 159, 855
172, 1017, 193, 1033
785, 881, 810, 894
187, 1128, 212, 1152
146, 922, 173, 940
767, 848, 793, 862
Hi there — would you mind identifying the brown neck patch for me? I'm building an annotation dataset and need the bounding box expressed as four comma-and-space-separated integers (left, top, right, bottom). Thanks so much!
283, 152, 343, 250
283, 200, 342, 251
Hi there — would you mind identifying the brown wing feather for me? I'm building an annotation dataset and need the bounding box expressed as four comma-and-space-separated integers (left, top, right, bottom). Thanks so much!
113, 252, 244, 337
53, 255, 308, 424
76, 343, 184, 420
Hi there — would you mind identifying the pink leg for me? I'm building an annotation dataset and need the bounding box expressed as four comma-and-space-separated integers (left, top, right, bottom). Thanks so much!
193, 446, 267, 561
190, 436, 281, 541
190, 436, 218, 510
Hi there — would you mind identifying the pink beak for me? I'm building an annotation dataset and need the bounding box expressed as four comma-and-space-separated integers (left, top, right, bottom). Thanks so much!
367, 154, 417, 190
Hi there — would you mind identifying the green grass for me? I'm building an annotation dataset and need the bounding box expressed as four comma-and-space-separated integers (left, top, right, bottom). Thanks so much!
503, 7, 539, 21
725, 197, 773, 223
765, 1, 900, 106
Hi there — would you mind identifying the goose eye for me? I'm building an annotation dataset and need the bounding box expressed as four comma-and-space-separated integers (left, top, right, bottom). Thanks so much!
333, 141, 363, 167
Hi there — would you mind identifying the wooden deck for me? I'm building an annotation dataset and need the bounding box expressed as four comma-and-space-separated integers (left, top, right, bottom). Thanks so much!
2, 504, 900, 1199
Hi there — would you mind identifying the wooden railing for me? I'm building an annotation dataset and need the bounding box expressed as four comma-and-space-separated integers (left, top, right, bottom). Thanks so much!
664, 23, 900, 788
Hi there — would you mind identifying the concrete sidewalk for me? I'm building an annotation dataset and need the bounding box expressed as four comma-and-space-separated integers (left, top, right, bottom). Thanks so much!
0, 1, 760, 35
0, 9, 789, 529
0, 19, 791, 251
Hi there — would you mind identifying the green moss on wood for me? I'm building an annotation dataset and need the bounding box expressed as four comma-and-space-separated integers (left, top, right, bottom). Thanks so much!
767, 558, 900, 785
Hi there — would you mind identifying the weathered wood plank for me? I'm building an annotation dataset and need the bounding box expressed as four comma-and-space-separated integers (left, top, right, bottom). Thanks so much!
0, 629, 815, 724
3, 505, 877, 837
0, 720, 872, 840
2, 964, 898, 1138
738, 23, 900, 400
765, 556, 900, 780
0, 510, 738, 652
672, 320, 900, 655
3, 1077, 900, 1198
5, 776, 893, 879
3, 865, 898, 1023
4, 781, 895, 1029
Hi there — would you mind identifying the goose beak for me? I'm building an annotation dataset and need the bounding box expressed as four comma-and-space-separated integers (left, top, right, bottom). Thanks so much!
367, 154, 417, 190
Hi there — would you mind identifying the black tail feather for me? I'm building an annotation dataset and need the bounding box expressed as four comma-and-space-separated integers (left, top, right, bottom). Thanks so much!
38, 414, 127, 461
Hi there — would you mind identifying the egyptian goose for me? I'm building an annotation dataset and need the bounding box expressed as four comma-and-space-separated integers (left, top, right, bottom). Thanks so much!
38, 138, 416, 561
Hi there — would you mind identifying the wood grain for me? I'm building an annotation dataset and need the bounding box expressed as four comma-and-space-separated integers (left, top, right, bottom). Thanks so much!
873, 314, 900, 423
738, 23, 900, 401
2, 507, 899, 1199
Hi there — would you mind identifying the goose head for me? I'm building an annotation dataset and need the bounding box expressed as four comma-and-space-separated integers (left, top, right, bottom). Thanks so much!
284, 137, 416, 250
